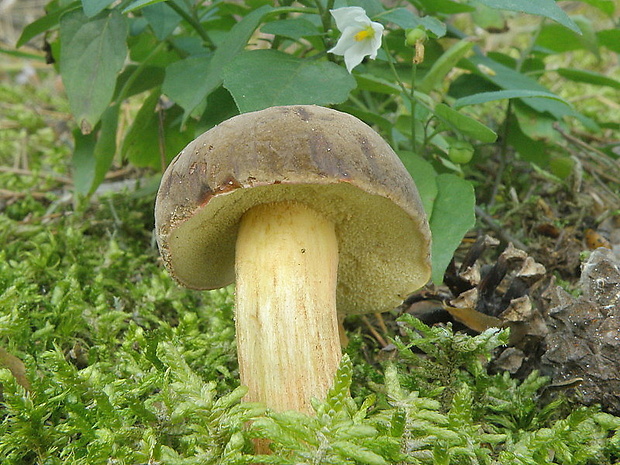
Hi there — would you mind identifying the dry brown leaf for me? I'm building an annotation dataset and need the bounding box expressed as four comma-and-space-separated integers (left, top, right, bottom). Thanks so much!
0, 347, 31, 392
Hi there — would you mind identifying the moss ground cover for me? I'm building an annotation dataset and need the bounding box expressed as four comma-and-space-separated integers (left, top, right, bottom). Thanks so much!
1, 60, 620, 464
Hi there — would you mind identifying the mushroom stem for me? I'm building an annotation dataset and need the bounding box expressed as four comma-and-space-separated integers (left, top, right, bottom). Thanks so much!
235, 201, 342, 415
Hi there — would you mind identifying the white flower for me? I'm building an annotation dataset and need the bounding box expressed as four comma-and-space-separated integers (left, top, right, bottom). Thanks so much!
328, 6, 384, 73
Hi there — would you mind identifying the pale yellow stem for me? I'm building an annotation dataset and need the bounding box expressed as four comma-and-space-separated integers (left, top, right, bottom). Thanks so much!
235, 201, 342, 414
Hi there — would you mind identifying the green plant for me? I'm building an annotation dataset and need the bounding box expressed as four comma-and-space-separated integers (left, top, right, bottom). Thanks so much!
3, 56, 620, 463
1, 204, 619, 464
15, 0, 618, 282
240, 315, 620, 464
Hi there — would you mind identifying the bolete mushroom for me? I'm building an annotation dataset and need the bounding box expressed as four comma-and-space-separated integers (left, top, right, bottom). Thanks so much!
154, 105, 431, 417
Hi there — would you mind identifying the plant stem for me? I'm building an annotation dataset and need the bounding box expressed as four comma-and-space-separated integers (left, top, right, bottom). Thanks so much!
166, 0, 213, 48
490, 18, 544, 206
314, 0, 336, 56
383, 43, 409, 96
383, 43, 423, 153
489, 100, 512, 208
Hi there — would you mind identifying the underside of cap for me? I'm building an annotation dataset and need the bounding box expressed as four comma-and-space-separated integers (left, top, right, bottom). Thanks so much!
155, 105, 432, 314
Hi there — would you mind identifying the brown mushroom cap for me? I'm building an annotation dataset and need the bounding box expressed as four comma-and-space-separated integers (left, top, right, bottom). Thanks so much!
155, 105, 431, 315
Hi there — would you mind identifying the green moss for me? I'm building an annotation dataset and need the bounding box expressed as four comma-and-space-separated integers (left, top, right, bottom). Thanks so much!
1, 76, 619, 465
1, 196, 618, 463
0, 192, 243, 463
0, 83, 71, 194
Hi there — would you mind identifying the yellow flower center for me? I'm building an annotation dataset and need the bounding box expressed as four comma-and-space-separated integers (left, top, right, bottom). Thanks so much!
354, 26, 375, 42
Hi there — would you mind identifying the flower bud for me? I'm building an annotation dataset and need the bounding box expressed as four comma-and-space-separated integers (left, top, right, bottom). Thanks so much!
448, 140, 474, 164
405, 27, 427, 47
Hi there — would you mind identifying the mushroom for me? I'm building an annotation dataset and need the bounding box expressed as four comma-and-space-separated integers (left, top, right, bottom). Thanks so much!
154, 105, 431, 417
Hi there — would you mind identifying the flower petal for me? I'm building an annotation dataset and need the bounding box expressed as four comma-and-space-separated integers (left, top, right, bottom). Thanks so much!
343, 41, 374, 72
328, 6, 384, 72
330, 6, 369, 30
368, 24, 384, 59
328, 26, 358, 55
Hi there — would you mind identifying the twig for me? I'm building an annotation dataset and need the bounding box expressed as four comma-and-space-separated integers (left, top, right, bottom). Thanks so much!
0, 188, 50, 200
374, 312, 389, 334
475, 205, 529, 251
0, 166, 73, 185
581, 165, 620, 205
554, 122, 619, 173
553, 122, 620, 204
361, 315, 388, 348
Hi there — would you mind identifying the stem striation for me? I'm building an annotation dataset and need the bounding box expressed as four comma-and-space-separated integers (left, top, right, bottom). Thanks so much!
235, 201, 342, 414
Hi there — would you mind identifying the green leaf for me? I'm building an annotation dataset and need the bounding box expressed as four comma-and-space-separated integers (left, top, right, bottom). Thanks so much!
429, 174, 475, 284
222, 50, 356, 113
536, 24, 583, 53
449, 74, 500, 104
506, 118, 550, 165
416, 0, 475, 13
142, 2, 182, 40
536, 17, 598, 55
454, 89, 569, 108
120, 90, 163, 168
169, 4, 273, 119
122, 0, 166, 13
434, 103, 497, 143
339, 106, 394, 138
377, 8, 446, 38
578, 0, 616, 15
0, 48, 46, 60
512, 102, 558, 143
198, 86, 240, 132
418, 39, 474, 94
349, 0, 385, 17
121, 90, 196, 169
261, 18, 320, 40
598, 29, 620, 53
114, 65, 166, 100
72, 104, 120, 195
467, 55, 578, 120
162, 55, 211, 113
128, 31, 182, 66
573, 16, 600, 56
475, 0, 580, 33
59, 9, 128, 134
470, 0, 507, 30
355, 74, 401, 94
556, 68, 620, 90
399, 151, 438, 218
81, 0, 115, 17
16, 3, 79, 48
